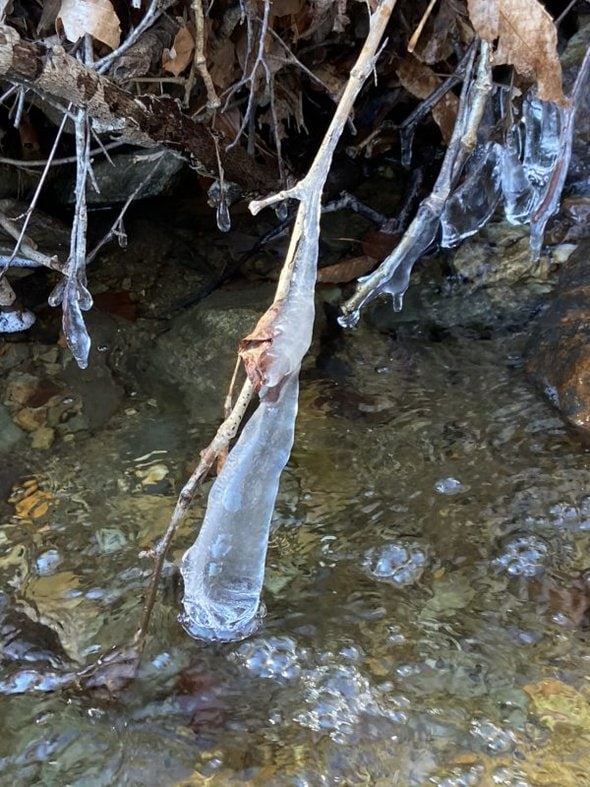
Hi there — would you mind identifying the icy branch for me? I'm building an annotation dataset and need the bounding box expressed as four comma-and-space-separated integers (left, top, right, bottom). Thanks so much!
177, 0, 399, 642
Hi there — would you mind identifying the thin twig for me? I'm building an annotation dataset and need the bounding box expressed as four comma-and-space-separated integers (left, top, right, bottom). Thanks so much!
0, 206, 62, 270
185, 0, 220, 109
225, 0, 271, 150
399, 41, 475, 167
5, 109, 69, 268
0, 140, 127, 169
407, 0, 437, 54
86, 151, 167, 265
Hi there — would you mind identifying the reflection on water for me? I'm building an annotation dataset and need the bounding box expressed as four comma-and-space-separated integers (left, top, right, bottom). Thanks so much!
2, 329, 590, 784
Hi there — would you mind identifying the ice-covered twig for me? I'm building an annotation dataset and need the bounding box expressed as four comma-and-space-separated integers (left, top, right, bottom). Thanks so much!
51, 108, 93, 369
176, 0, 399, 642
339, 40, 492, 326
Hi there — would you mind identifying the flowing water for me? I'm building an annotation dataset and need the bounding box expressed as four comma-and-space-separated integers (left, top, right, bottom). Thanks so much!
2, 311, 590, 785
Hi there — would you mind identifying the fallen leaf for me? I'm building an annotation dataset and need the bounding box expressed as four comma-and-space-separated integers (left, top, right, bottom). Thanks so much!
317, 255, 377, 284
57, 0, 121, 49
523, 678, 590, 731
467, 0, 565, 105
238, 299, 285, 390
270, 0, 304, 18
396, 54, 459, 143
162, 25, 195, 77
361, 229, 400, 259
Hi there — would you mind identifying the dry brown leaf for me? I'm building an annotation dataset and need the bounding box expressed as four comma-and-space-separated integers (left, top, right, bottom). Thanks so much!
270, 0, 304, 18
238, 300, 285, 391
317, 255, 377, 284
57, 0, 121, 49
467, 0, 565, 105
361, 230, 400, 259
396, 54, 459, 144
162, 25, 195, 77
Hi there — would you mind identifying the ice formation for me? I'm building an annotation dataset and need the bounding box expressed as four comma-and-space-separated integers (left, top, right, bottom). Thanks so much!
440, 141, 503, 247
180, 372, 300, 641
180, 201, 319, 642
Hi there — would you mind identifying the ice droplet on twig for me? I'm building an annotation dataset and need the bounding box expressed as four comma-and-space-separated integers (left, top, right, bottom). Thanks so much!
216, 200, 232, 233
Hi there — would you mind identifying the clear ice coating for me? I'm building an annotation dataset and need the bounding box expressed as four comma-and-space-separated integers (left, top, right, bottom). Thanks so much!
521, 95, 561, 196
180, 373, 300, 641
180, 200, 319, 642
440, 142, 503, 247
501, 126, 536, 225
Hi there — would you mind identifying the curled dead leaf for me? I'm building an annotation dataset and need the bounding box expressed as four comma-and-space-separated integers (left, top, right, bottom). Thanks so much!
238, 299, 285, 391
317, 255, 377, 284
57, 0, 121, 49
467, 0, 565, 105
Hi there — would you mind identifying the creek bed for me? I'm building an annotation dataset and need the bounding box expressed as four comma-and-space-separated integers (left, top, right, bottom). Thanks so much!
1, 319, 590, 785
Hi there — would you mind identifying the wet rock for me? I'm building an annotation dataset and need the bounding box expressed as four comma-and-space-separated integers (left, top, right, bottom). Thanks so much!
525, 240, 590, 434
50, 150, 186, 206
140, 284, 276, 424
0, 593, 72, 668
31, 426, 55, 450
4, 372, 41, 406
0, 402, 25, 452
368, 221, 554, 334
13, 406, 46, 432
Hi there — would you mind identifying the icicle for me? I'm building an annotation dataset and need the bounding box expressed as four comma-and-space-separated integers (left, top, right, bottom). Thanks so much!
440, 142, 503, 248
216, 199, 231, 233
180, 373, 299, 641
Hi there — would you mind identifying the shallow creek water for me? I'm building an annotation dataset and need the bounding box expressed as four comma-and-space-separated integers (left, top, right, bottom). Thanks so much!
2, 319, 590, 785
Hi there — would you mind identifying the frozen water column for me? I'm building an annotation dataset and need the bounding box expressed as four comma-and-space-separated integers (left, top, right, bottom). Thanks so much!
179, 372, 300, 641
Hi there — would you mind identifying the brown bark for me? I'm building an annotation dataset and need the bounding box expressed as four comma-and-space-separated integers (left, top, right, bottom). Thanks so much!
0, 24, 278, 195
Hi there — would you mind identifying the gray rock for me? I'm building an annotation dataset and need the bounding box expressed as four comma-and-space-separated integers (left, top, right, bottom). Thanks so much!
0, 402, 24, 452
51, 149, 186, 206
142, 284, 276, 424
